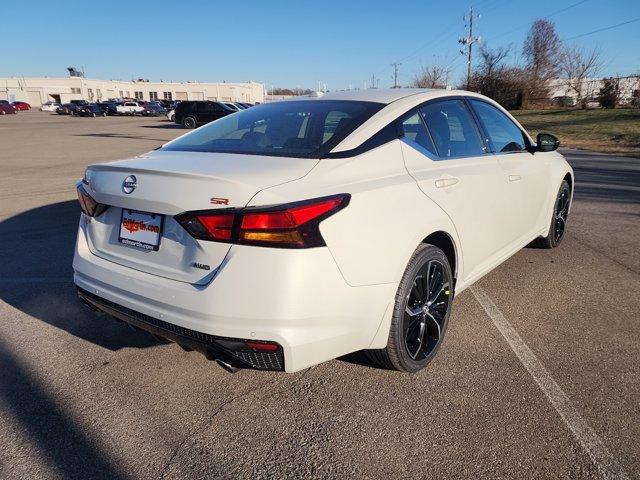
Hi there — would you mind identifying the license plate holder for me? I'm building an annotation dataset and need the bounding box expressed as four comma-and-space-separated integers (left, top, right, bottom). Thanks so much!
118, 209, 164, 251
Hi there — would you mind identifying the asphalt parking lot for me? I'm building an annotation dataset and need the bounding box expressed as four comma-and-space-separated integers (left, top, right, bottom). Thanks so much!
0, 110, 638, 479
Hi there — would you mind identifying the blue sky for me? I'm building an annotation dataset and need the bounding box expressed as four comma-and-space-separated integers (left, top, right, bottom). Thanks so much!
2, 0, 638, 90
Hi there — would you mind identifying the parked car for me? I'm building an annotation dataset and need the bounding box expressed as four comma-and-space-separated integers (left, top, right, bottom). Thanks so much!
0, 100, 17, 114
74, 89, 573, 373
116, 101, 144, 115
56, 103, 79, 115
11, 101, 31, 111
174, 100, 235, 128
77, 104, 107, 117
223, 102, 241, 111
584, 97, 600, 109
41, 101, 61, 112
98, 101, 120, 115
141, 104, 167, 116
158, 99, 175, 110
70, 100, 89, 107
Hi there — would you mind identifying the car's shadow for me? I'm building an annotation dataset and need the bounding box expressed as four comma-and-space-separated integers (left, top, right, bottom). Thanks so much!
0, 200, 157, 351
141, 123, 184, 129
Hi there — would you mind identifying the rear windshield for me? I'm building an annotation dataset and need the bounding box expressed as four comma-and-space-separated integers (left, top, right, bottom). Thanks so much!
162, 100, 384, 158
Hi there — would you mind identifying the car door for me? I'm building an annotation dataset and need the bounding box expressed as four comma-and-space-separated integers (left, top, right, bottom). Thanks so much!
400, 98, 513, 283
467, 98, 551, 242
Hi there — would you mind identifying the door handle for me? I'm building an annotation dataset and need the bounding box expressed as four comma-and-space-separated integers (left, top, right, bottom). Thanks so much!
508, 175, 522, 182
435, 178, 459, 188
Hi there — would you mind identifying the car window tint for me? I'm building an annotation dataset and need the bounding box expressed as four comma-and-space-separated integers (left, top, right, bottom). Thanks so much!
401, 112, 436, 155
163, 100, 384, 158
469, 99, 527, 153
420, 100, 484, 158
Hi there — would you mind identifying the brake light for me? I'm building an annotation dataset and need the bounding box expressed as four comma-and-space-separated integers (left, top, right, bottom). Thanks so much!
76, 184, 109, 217
175, 194, 349, 248
197, 214, 234, 241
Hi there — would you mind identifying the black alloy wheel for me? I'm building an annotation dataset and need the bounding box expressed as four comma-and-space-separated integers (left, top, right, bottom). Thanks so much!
367, 244, 453, 372
538, 179, 571, 248
553, 183, 570, 243
403, 259, 451, 361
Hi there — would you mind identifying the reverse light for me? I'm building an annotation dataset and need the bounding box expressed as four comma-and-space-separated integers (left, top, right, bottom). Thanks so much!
76, 183, 109, 217
175, 194, 350, 248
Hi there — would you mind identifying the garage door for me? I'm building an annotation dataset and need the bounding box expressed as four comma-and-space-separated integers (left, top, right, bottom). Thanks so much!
27, 91, 42, 107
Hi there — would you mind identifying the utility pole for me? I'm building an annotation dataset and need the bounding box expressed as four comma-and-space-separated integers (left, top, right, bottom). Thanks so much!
391, 63, 401, 88
370, 73, 378, 89
458, 6, 480, 90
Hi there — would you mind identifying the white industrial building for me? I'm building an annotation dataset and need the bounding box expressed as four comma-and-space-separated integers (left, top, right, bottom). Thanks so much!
0, 76, 265, 106
548, 76, 639, 103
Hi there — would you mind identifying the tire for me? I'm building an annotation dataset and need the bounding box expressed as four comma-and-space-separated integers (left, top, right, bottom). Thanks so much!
183, 116, 197, 129
536, 180, 571, 249
366, 244, 454, 372
91, 113, 96, 117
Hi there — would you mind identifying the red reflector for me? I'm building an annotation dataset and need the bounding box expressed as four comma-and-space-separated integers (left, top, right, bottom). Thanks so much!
244, 341, 279, 352
197, 214, 235, 240
241, 197, 343, 230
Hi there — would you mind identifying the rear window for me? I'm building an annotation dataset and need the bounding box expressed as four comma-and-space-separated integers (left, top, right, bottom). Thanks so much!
162, 100, 384, 158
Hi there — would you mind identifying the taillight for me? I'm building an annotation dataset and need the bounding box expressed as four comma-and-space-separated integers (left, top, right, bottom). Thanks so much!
76, 183, 109, 217
175, 194, 349, 248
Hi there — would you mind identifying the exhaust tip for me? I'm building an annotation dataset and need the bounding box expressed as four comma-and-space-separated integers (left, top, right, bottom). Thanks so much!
215, 359, 240, 374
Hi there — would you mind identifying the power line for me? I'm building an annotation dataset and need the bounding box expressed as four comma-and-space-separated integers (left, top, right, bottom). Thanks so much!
485, 0, 590, 42
563, 17, 640, 41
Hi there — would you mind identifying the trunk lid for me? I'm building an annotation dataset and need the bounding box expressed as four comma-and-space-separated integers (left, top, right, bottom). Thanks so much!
84, 150, 318, 284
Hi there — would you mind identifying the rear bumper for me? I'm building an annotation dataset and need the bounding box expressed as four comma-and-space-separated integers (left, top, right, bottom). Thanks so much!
77, 287, 284, 370
73, 220, 396, 372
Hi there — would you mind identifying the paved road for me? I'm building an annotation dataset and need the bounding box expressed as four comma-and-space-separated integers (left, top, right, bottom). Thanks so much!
0, 112, 638, 479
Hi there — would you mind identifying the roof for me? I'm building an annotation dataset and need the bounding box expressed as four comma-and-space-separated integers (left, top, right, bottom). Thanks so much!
304, 88, 439, 104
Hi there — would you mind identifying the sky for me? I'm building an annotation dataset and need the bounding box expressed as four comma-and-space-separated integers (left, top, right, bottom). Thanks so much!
1, 0, 639, 90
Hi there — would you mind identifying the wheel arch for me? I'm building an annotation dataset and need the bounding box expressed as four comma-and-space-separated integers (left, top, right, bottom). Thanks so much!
421, 231, 458, 286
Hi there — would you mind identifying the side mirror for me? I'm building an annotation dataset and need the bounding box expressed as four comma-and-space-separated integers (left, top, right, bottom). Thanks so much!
536, 133, 560, 152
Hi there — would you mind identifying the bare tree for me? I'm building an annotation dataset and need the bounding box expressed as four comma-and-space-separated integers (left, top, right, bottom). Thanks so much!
522, 19, 562, 105
468, 44, 526, 109
560, 45, 602, 107
412, 65, 449, 89
479, 44, 511, 76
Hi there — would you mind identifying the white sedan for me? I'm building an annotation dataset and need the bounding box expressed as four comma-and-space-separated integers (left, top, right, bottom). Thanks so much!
73, 89, 573, 373
41, 101, 61, 112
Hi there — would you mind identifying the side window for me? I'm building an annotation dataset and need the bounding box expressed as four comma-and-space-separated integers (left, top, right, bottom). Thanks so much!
400, 112, 436, 155
469, 100, 527, 153
420, 100, 485, 158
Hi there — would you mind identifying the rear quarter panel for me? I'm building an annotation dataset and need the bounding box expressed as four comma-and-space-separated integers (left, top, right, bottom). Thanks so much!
249, 140, 462, 287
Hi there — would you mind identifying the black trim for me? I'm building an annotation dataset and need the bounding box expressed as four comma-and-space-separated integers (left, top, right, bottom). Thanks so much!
77, 288, 285, 371
323, 122, 400, 159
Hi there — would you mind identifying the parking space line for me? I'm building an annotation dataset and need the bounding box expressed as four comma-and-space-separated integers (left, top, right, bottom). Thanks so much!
470, 285, 629, 480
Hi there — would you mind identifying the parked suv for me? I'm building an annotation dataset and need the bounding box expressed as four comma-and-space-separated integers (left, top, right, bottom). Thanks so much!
174, 101, 235, 128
